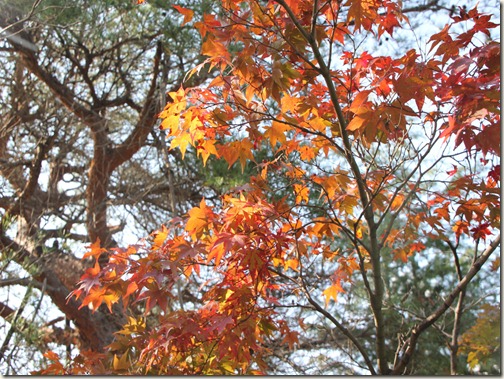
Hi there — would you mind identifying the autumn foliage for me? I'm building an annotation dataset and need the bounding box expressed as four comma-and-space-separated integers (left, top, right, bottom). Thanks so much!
37, 0, 500, 375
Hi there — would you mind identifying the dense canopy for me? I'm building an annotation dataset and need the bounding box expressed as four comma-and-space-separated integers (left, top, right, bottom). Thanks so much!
0, 0, 500, 375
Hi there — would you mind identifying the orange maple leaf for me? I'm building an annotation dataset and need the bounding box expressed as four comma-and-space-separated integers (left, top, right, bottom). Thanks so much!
346, 0, 377, 30
218, 139, 254, 172
201, 35, 230, 61
173, 5, 194, 26
152, 226, 169, 250
83, 238, 107, 260
186, 199, 211, 235
264, 121, 289, 147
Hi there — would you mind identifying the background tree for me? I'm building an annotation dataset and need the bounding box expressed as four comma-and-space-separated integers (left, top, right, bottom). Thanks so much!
4, 0, 500, 375
0, 0, 226, 373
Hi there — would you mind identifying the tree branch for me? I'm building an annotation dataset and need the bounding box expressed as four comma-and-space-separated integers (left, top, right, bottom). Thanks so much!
392, 234, 501, 374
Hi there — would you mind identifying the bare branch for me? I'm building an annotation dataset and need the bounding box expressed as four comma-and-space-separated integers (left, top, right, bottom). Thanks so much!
392, 234, 501, 374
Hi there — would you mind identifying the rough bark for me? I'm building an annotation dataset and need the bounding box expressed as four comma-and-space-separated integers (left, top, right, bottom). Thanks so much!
0, 6, 171, 356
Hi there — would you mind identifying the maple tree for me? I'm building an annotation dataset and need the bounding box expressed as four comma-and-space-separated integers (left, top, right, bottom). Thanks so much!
36, 0, 499, 375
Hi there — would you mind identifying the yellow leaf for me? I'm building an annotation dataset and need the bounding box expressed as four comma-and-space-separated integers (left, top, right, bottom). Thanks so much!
323, 282, 343, 306
467, 351, 479, 369
272, 257, 283, 267
152, 226, 168, 249
170, 133, 191, 159
102, 291, 120, 312
113, 350, 130, 371
164, 87, 187, 114
293, 183, 309, 204
220, 361, 235, 373
160, 114, 180, 132
186, 198, 210, 235
348, 219, 363, 239
391, 193, 404, 211
340, 195, 358, 215
283, 259, 299, 272
198, 139, 219, 166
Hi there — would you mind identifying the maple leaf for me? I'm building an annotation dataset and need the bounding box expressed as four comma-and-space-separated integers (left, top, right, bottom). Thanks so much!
73, 262, 102, 296
378, 11, 400, 37
434, 205, 450, 222
207, 242, 226, 266
293, 183, 309, 204
194, 13, 222, 38
474, 123, 500, 156
307, 116, 330, 132
83, 238, 107, 260
345, 0, 377, 31
392, 248, 409, 263
281, 329, 299, 350
488, 165, 500, 182
409, 242, 426, 253
135, 283, 169, 314
452, 220, 469, 242
117, 316, 147, 336
211, 314, 234, 334
323, 282, 344, 306
264, 121, 290, 147
456, 199, 486, 223
186, 198, 211, 235
349, 90, 372, 113
218, 139, 254, 172
298, 145, 316, 161
201, 35, 230, 61
447, 165, 458, 176
280, 93, 299, 114
152, 226, 169, 250
170, 132, 192, 159
123, 282, 138, 300
113, 351, 130, 371
79, 287, 106, 312
470, 222, 493, 241
346, 114, 370, 131
283, 258, 299, 272
173, 5, 194, 26
35, 351, 66, 375
390, 193, 404, 211
197, 139, 220, 166
159, 114, 180, 132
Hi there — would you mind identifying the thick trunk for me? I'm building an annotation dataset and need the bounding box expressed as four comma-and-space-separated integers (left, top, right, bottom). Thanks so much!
0, 235, 125, 351
0, 6, 178, 361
